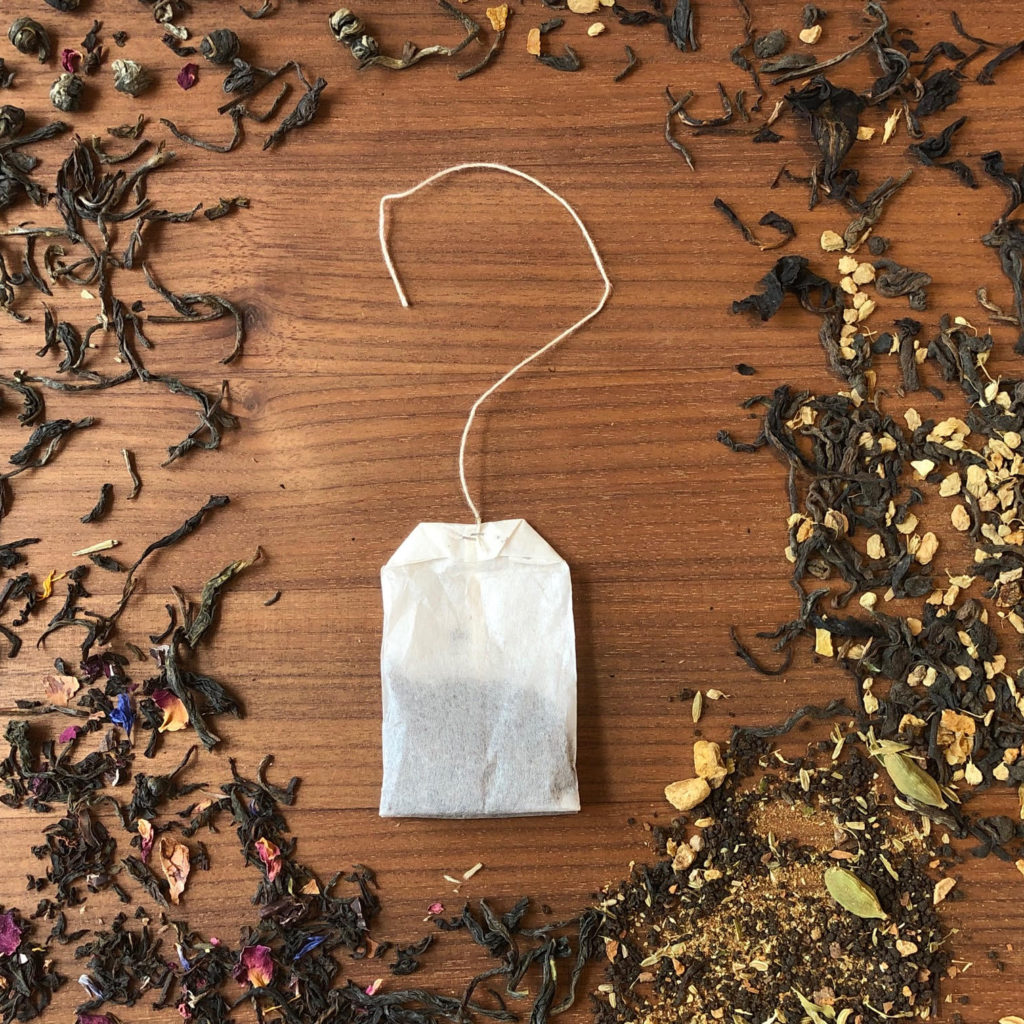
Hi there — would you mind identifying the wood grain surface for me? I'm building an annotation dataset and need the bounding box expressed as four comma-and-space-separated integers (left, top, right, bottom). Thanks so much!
2, 1, 1024, 1020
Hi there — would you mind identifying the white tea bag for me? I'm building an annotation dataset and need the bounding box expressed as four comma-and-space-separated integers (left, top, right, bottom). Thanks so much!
377, 162, 610, 818
379, 519, 579, 818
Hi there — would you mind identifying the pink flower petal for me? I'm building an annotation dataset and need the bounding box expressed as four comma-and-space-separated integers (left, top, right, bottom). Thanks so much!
60, 49, 81, 74
59, 725, 81, 744
234, 945, 274, 988
427, 902, 444, 915
0, 911, 22, 956
136, 818, 155, 861
254, 837, 282, 882
177, 63, 199, 90
152, 690, 189, 733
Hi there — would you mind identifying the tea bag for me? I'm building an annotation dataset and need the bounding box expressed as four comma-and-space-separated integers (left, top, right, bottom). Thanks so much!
380, 519, 578, 817
377, 163, 610, 818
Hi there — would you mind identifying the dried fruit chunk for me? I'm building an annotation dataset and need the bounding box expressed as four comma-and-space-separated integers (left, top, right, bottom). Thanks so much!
664, 777, 711, 812
933, 877, 956, 904
693, 740, 727, 788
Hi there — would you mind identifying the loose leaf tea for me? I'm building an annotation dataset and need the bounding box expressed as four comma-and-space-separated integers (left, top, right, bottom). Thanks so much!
80, 483, 113, 524
597, 730, 952, 1024
713, 198, 794, 251
184, 547, 262, 648
0, 907, 65, 1020
5, 4, 1024, 1022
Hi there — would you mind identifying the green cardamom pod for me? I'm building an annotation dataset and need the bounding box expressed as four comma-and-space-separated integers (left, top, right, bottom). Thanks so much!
881, 751, 947, 808
793, 989, 831, 1024
824, 866, 888, 920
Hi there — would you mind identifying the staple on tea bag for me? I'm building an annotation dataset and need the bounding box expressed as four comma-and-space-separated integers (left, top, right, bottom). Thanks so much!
377, 163, 610, 817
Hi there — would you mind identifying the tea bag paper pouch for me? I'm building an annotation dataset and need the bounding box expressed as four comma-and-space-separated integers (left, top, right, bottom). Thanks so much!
379, 519, 578, 817
377, 162, 611, 818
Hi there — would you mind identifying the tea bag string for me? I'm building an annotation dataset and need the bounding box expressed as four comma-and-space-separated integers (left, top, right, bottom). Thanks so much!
379, 162, 612, 526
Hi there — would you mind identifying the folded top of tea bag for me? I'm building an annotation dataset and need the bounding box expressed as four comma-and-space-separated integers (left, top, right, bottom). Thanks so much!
385, 519, 563, 568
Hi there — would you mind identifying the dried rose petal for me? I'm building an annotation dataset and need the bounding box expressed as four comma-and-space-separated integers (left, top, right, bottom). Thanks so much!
137, 818, 155, 861
365, 978, 383, 996
44, 673, 80, 706
159, 837, 191, 904
152, 689, 189, 732
61, 48, 81, 73
59, 725, 81, 744
177, 63, 199, 89
427, 901, 444, 915
254, 837, 282, 881
0, 911, 22, 956
233, 945, 274, 988
78, 1014, 115, 1024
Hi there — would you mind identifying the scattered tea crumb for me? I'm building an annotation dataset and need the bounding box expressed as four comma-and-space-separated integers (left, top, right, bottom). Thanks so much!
882, 106, 902, 143
820, 229, 844, 251
485, 5, 508, 32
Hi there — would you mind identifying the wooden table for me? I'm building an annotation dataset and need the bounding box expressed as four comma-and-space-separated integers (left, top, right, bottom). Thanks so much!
1, 2, 1022, 1020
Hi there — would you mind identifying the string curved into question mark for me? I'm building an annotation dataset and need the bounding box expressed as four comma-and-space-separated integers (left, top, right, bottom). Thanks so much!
379, 162, 612, 526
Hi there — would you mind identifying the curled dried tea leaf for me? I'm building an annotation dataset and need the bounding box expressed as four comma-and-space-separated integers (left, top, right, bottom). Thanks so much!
50, 73, 84, 112
184, 547, 262, 647
200, 28, 240, 64
824, 866, 888, 919
881, 751, 947, 808
112, 59, 150, 96
9, 18, 51, 62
